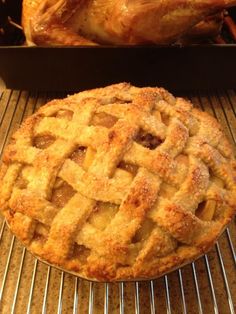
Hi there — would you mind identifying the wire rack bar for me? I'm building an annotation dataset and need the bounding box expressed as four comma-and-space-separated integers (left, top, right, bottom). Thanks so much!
134, 282, 140, 314
119, 282, 124, 314
164, 275, 171, 314
73, 277, 79, 314
215, 242, 235, 314
0, 236, 15, 302
26, 259, 38, 314
191, 262, 203, 314
0, 92, 20, 157
0, 90, 12, 125
217, 91, 236, 144
42, 266, 51, 314
178, 269, 187, 314
226, 228, 236, 265
11, 247, 26, 314
149, 280, 156, 314
226, 90, 236, 116
204, 255, 219, 314
88, 282, 94, 314
0, 220, 6, 242
104, 283, 109, 314
57, 271, 64, 314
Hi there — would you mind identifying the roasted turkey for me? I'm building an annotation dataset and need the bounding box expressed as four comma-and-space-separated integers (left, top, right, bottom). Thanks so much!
22, 0, 236, 45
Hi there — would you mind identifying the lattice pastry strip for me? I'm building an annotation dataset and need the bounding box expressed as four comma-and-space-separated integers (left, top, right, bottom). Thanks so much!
73, 170, 160, 264
9, 188, 57, 224
134, 226, 177, 266
185, 141, 236, 189
124, 144, 187, 186
96, 103, 167, 140
42, 117, 140, 260
59, 159, 132, 204
26, 139, 76, 198
172, 157, 209, 212
89, 168, 160, 258
6, 212, 36, 244
150, 197, 211, 244
0, 163, 22, 209
44, 193, 95, 260
88, 119, 138, 177
0, 83, 235, 282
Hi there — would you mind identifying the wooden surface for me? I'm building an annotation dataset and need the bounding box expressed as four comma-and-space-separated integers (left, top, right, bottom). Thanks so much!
0, 89, 235, 313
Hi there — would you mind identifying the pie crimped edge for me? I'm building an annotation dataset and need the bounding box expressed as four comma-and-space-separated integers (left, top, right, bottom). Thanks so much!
0, 83, 236, 282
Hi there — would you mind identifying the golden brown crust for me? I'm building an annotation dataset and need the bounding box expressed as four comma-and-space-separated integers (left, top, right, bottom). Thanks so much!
22, 0, 97, 45
0, 83, 236, 282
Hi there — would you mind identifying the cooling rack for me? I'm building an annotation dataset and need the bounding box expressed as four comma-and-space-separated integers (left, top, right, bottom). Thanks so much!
0, 89, 235, 313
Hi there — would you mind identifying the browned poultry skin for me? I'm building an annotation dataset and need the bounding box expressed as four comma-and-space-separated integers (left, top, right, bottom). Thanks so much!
180, 12, 224, 43
22, 0, 236, 45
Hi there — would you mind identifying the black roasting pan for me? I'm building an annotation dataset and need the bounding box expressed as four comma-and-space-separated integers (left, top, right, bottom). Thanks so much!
0, 1, 236, 92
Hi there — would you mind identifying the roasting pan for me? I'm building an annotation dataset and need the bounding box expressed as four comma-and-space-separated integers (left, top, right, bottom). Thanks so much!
0, 1, 236, 92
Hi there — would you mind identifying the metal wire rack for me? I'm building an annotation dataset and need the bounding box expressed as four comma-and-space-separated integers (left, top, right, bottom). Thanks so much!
0, 89, 235, 313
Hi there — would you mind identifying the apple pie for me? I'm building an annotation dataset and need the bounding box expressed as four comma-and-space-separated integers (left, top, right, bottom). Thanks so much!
0, 83, 235, 281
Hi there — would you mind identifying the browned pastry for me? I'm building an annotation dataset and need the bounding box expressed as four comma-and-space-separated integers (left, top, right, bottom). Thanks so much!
0, 83, 236, 281
22, 0, 236, 45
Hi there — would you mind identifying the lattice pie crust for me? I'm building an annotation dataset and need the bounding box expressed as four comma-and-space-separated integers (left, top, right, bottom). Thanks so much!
0, 83, 236, 281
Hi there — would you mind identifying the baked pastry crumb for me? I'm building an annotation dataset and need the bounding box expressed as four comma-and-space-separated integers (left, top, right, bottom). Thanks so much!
0, 83, 235, 281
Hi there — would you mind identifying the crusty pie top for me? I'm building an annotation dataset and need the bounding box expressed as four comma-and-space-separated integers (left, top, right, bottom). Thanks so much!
0, 83, 235, 281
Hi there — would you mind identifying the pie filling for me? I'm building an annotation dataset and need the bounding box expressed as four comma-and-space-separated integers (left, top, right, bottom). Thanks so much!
132, 218, 156, 243
70, 146, 86, 166
195, 200, 216, 221
33, 135, 56, 149
15, 172, 28, 189
88, 202, 119, 231
90, 112, 118, 128
55, 109, 74, 120
135, 130, 162, 150
51, 180, 76, 209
